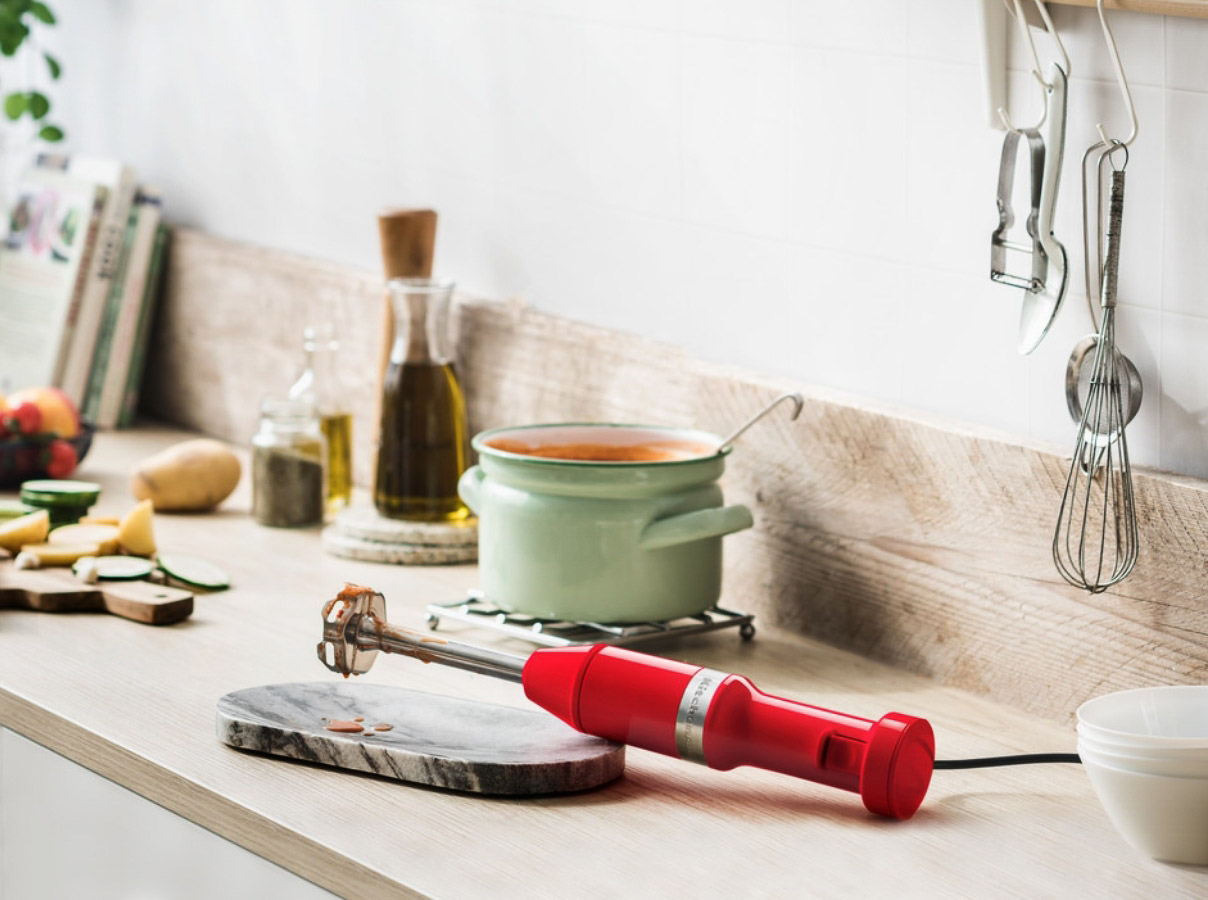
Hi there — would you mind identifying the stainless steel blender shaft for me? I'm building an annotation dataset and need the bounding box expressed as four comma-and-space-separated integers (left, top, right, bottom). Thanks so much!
318, 585, 526, 682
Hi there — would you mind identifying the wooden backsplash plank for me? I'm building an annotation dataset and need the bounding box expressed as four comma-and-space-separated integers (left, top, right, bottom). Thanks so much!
1050, 0, 1208, 17
144, 228, 1208, 722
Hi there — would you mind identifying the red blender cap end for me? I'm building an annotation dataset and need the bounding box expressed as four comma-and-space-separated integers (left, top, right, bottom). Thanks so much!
859, 712, 935, 820
521, 644, 607, 732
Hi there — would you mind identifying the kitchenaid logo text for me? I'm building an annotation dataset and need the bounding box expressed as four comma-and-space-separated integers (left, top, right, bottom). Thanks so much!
676, 669, 723, 765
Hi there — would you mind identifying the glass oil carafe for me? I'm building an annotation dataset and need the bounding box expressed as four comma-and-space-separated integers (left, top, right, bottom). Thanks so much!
288, 325, 353, 514
374, 277, 470, 522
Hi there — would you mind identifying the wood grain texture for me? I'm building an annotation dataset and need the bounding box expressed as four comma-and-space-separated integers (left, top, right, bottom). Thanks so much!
142, 230, 386, 489
1050, 0, 1208, 16
142, 229, 1208, 724
0, 428, 1204, 897
0, 563, 193, 624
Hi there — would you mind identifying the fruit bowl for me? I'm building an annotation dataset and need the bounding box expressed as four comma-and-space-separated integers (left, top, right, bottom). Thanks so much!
0, 421, 95, 488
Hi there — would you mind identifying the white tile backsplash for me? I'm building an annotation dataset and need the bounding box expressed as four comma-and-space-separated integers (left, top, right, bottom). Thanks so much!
50, 0, 1208, 477
792, 49, 912, 258
1161, 313, 1208, 477
1162, 89, 1208, 317
907, 0, 986, 67
789, 0, 908, 55
783, 247, 910, 406
683, 0, 793, 43
901, 268, 1030, 434
497, 16, 682, 216
676, 224, 801, 374
905, 59, 1004, 274
682, 37, 795, 238
1166, 17, 1208, 92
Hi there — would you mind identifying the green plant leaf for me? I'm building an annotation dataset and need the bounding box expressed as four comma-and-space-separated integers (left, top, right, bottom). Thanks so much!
0, 21, 27, 56
29, 2, 54, 25
38, 123, 62, 142
4, 91, 26, 120
26, 90, 47, 118
43, 51, 59, 79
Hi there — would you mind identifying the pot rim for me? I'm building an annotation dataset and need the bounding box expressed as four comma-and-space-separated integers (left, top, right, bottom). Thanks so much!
472, 422, 728, 467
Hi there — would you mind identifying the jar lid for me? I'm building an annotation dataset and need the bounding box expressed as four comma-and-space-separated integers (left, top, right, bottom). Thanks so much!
259, 396, 316, 420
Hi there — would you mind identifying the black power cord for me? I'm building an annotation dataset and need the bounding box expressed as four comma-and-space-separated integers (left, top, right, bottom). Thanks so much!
934, 753, 1081, 770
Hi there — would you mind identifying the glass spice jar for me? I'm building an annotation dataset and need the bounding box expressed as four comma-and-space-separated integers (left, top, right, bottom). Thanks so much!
251, 397, 326, 527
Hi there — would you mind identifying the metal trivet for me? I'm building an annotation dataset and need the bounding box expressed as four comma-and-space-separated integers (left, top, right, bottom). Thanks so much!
425, 591, 755, 648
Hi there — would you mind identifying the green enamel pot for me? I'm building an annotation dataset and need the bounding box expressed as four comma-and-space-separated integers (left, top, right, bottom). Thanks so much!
458, 423, 753, 624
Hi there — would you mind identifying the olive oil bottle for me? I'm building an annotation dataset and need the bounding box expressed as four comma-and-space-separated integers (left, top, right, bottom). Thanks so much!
373, 278, 470, 522
320, 410, 354, 511
288, 325, 353, 514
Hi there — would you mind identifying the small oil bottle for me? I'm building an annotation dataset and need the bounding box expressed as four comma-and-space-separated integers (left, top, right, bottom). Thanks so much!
289, 325, 353, 514
374, 277, 470, 521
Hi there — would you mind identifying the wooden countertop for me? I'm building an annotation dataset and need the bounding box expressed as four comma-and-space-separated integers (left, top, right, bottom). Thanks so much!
0, 427, 1202, 898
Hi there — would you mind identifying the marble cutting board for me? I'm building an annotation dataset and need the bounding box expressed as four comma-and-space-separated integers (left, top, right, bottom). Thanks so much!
217, 682, 625, 795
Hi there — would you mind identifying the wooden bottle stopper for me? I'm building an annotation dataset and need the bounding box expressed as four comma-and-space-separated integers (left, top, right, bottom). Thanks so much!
376, 208, 438, 385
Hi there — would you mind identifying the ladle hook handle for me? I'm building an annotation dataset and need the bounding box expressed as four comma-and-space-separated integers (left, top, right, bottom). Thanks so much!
716, 392, 804, 454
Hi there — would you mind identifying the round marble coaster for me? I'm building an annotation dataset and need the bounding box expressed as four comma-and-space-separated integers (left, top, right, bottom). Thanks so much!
333, 506, 478, 547
321, 527, 477, 565
217, 682, 625, 795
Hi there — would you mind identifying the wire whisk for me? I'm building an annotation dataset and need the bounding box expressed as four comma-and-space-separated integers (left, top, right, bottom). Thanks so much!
1053, 164, 1137, 593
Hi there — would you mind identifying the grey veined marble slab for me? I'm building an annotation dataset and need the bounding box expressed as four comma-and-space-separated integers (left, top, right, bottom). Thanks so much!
216, 682, 625, 795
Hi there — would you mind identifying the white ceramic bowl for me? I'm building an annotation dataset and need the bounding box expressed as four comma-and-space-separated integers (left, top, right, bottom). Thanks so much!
1077, 736, 1208, 778
1077, 726, 1208, 761
1079, 745, 1208, 864
1077, 685, 1208, 749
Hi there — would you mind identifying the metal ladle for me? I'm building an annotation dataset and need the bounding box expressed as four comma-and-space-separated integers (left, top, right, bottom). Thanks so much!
715, 392, 804, 454
1065, 335, 1142, 443
1067, 140, 1142, 441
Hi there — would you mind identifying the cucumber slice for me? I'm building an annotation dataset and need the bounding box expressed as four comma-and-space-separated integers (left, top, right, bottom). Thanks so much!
75, 555, 155, 581
156, 553, 230, 590
20, 480, 102, 508
0, 500, 35, 521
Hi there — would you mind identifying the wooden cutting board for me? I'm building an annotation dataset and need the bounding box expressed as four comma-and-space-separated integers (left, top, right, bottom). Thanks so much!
0, 562, 194, 625
217, 682, 625, 795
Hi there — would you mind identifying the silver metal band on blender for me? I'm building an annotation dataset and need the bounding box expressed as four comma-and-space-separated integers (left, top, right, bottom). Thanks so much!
675, 667, 726, 765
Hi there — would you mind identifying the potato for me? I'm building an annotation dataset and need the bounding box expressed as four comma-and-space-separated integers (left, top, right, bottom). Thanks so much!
79, 515, 121, 526
0, 509, 50, 552
49, 523, 120, 556
118, 499, 157, 557
19, 542, 102, 566
131, 439, 241, 511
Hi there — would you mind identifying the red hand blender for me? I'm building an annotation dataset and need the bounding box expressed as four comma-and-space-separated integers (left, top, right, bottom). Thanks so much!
319, 585, 935, 820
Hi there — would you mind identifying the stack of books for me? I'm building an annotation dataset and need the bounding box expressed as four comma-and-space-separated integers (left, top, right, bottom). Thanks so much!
0, 154, 168, 429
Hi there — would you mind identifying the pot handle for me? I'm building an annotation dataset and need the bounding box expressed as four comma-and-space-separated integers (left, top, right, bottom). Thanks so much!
639, 505, 753, 551
458, 465, 486, 514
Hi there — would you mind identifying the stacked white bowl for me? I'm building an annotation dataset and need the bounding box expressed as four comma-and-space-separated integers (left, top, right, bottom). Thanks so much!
1077, 685, 1208, 866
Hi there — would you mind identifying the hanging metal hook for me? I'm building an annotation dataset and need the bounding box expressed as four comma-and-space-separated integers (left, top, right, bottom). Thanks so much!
998, 0, 1049, 132
1034, 0, 1069, 76
997, 0, 1068, 133
1094, 0, 1138, 147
